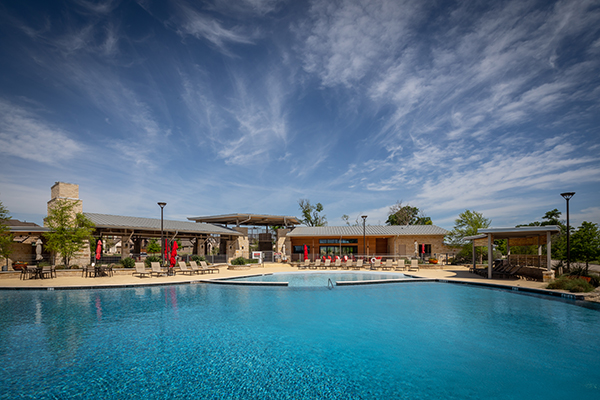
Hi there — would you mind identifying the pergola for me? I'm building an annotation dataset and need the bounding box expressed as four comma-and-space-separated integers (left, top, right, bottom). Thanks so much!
85, 213, 242, 257
187, 213, 300, 227
465, 225, 561, 279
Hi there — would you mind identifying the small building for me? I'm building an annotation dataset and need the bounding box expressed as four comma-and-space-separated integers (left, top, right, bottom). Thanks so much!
1, 219, 50, 270
285, 225, 452, 261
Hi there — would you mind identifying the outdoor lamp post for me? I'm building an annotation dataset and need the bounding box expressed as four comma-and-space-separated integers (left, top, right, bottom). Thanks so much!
361, 215, 367, 257
158, 202, 167, 266
560, 192, 575, 270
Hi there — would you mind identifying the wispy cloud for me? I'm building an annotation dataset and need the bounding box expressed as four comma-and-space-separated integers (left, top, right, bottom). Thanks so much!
0, 99, 85, 164
171, 1, 255, 53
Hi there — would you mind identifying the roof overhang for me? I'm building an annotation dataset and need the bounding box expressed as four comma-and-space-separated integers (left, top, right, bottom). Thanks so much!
188, 213, 300, 227
465, 225, 561, 240
85, 213, 241, 239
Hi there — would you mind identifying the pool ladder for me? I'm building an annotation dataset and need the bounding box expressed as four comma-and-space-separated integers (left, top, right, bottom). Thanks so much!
327, 278, 334, 290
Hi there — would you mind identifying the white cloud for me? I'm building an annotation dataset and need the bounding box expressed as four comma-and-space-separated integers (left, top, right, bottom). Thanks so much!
172, 2, 254, 53
0, 100, 85, 164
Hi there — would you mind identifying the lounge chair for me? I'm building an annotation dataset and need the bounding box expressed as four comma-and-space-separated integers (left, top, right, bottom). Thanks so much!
311, 259, 321, 270
370, 258, 381, 270
178, 261, 195, 275
332, 258, 341, 269
352, 259, 363, 270
395, 259, 406, 271
342, 259, 352, 270
200, 261, 220, 274
151, 262, 168, 277
298, 259, 310, 270
382, 259, 394, 271
321, 259, 331, 269
189, 261, 204, 274
133, 262, 151, 278
408, 259, 419, 271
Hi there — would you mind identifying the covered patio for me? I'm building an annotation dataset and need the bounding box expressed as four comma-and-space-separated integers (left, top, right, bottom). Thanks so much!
466, 226, 561, 280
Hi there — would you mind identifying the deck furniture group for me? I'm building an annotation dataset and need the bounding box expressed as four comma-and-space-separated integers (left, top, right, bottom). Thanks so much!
296, 258, 420, 272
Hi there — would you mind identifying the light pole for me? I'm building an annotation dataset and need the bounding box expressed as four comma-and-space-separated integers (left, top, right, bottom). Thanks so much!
158, 202, 166, 266
560, 192, 575, 271
361, 215, 367, 258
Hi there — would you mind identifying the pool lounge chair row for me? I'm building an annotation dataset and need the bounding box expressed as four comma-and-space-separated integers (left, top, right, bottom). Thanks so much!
297, 259, 420, 271
133, 261, 220, 278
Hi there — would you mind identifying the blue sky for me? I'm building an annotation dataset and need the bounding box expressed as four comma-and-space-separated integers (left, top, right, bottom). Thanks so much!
1, 0, 599, 230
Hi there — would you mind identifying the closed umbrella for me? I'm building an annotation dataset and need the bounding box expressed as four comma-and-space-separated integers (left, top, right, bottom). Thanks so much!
170, 241, 178, 268
165, 239, 170, 266
35, 239, 43, 261
95, 239, 102, 262
303, 244, 308, 261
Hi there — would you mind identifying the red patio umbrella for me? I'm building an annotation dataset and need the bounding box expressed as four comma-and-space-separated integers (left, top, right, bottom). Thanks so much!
165, 239, 170, 266
170, 241, 178, 268
303, 244, 308, 261
95, 239, 102, 262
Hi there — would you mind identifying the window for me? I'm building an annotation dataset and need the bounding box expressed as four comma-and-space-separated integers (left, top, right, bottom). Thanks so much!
319, 238, 358, 244
293, 245, 310, 253
319, 246, 358, 256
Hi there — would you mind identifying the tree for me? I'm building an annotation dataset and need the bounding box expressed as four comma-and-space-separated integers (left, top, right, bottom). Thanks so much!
446, 210, 491, 263
386, 201, 432, 225
571, 221, 600, 272
298, 199, 327, 226
341, 214, 360, 226
0, 201, 13, 267
146, 239, 161, 254
44, 199, 95, 268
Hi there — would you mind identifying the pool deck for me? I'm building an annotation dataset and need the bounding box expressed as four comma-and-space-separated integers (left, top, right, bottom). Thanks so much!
1, 264, 598, 302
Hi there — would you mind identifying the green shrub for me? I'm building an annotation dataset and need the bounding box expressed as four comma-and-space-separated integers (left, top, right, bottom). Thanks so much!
547, 276, 595, 293
231, 257, 247, 265
120, 257, 135, 268
191, 255, 206, 263
145, 255, 161, 268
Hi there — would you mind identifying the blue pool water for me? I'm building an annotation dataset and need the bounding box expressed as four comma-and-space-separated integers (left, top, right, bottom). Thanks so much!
1, 282, 599, 399
227, 271, 412, 286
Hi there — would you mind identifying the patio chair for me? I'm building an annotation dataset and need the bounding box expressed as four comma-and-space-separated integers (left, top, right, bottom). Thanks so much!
332, 258, 341, 269
104, 264, 114, 277
321, 259, 331, 269
352, 259, 363, 270
178, 261, 195, 275
41, 265, 55, 279
82, 264, 95, 278
200, 261, 220, 274
408, 259, 420, 271
133, 262, 151, 278
370, 258, 381, 270
342, 259, 352, 270
395, 259, 406, 271
382, 259, 394, 271
189, 261, 204, 274
298, 259, 310, 270
151, 262, 168, 277
311, 259, 321, 270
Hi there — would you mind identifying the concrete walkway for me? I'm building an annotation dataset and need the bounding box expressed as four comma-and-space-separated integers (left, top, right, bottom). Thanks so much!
1, 264, 598, 302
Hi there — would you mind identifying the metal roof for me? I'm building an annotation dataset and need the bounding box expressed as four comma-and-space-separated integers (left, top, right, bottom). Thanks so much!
286, 225, 449, 237
84, 213, 241, 236
6, 219, 49, 233
465, 225, 561, 240
188, 213, 301, 226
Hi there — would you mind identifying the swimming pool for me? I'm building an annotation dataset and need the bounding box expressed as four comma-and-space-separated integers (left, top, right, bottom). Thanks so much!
1, 282, 599, 399
225, 271, 414, 286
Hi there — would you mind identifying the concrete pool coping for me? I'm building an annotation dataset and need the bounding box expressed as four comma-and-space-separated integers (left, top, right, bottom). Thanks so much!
0, 264, 592, 301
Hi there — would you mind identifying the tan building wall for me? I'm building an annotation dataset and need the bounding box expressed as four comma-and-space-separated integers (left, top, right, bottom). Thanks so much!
290, 234, 453, 259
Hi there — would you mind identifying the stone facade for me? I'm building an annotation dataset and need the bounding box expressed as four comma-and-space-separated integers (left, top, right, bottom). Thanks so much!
46, 182, 90, 266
